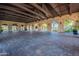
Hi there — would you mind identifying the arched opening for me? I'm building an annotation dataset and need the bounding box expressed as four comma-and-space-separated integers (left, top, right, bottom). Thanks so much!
20, 25, 25, 31
26, 25, 29, 31
51, 20, 59, 32
1, 24, 9, 32
41, 23, 48, 32
64, 19, 74, 33
34, 24, 39, 31
12, 24, 18, 32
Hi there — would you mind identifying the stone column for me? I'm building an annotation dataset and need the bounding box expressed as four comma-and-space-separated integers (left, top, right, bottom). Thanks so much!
30, 24, 34, 31
17, 24, 21, 31
30, 24, 33, 31
37, 23, 40, 32
27, 25, 28, 31
47, 22, 52, 32
58, 17, 64, 32
16, 24, 18, 32
8, 24, 12, 32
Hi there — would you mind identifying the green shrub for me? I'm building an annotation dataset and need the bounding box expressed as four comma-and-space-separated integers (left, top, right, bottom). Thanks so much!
64, 27, 73, 32
65, 29, 73, 32
0, 26, 3, 33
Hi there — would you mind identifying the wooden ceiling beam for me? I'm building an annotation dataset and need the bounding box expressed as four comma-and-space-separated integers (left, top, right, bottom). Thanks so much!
11, 4, 44, 19
42, 4, 53, 17
31, 3, 52, 17
50, 4, 61, 15
0, 5, 41, 20
65, 4, 71, 14
0, 12, 34, 23
1, 10, 34, 20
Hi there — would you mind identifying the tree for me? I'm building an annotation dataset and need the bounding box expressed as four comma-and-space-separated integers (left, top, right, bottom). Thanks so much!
64, 19, 73, 32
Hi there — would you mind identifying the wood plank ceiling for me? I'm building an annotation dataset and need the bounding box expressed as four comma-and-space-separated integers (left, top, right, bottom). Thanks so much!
0, 3, 79, 23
